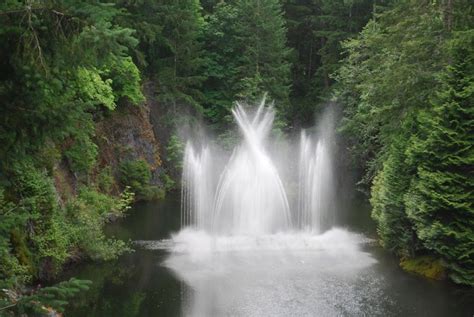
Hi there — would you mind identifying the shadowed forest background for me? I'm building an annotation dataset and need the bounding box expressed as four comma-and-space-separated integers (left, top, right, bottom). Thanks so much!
0, 0, 472, 315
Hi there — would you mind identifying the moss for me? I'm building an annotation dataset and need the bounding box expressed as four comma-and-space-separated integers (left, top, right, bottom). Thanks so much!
400, 256, 446, 280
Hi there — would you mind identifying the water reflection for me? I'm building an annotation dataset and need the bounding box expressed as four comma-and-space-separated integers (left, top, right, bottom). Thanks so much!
64, 198, 474, 317
164, 228, 382, 316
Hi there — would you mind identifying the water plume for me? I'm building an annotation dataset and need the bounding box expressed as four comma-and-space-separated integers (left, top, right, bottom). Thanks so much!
165, 100, 377, 316
298, 129, 335, 233
181, 99, 336, 235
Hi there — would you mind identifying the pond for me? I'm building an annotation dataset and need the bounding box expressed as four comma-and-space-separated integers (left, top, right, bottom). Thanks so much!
64, 192, 474, 316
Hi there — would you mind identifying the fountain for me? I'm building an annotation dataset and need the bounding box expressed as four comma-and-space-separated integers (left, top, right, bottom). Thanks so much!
164, 99, 376, 316
181, 98, 334, 235
298, 130, 335, 233
181, 143, 213, 230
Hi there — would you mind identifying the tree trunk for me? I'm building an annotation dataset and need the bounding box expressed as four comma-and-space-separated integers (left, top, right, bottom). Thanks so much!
444, 0, 453, 32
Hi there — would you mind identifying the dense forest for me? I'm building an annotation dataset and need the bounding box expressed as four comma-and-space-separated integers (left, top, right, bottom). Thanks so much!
0, 0, 472, 315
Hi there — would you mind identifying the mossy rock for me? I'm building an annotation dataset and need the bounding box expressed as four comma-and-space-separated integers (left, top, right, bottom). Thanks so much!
400, 256, 446, 280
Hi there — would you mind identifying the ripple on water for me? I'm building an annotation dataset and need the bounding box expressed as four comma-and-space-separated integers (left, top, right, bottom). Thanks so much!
139, 228, 385, 316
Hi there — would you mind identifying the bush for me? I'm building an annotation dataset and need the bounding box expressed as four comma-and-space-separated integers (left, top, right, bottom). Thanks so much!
1, 160, 134, 288
64, 136, 98, 175
66, 186, 133, 261
9, 162, 70, 278
166, 134, 185, 170
0, 189, 31, 289
97, 166, 114, 193
119, 159, 161, 200
161, 173, 176, 192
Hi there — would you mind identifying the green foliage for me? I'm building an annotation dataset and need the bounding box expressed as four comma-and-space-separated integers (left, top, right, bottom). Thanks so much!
335, 1, 446, 186
116, 0, 205, 110
370, 141, 418, 257
0, 0, 142, 164
202, 0, 292, 125
1, 161, 133, 280
8, 162, 68, 277
64, 134, 98, 175
155, 0, 206, 108
76, 67, 116, 111
36, 142, 61, 174
404, 31, 474, 285
119, 159, 161, 200
337, 1, 474, 285
105, 57, 145, 105
0, 189, 31, 289
1, 278, 92, 316
97, 166, 114, 194
119, 160, 151, 193
0, 2, 160, 306
160, 173, 176, 192
66, 186, 133, 261
166, 134, 185, 170
0, 161, 133, 299
284, 0, 374, 124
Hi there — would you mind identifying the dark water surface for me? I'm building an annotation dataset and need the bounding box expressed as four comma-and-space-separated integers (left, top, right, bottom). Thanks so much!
64, 192, 474, 317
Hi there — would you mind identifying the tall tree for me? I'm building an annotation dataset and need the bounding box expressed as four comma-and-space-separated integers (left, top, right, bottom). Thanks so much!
335, 1, 446, 188
203, 0, 292, 126
283, 0, 374, 124
0, 0, 140, 290
336, 0, 474, 285
405, 31, 474, 285
116, 0, 206, 110
156, 0, 206, 108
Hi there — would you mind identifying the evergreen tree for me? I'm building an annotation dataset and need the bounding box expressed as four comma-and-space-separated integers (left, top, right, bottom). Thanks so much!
335, 1, 446, 188
371, 140, 418, 257
336, 0, 474, 285
0, 0, 138, 296
283, 0, 374, 124
0, 0, 142, 164
203, 0, 292, 125
405, 31, 474, 285
156, 0, 206, 108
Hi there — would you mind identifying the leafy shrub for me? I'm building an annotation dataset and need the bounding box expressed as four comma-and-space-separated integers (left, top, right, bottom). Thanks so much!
36, 142, 61, 174
400, 256, 446, 280
65, 186, 133, 261
64, 136, 98, 175
76, 67, 116, 110
1, 160, 134, 289
161, 173, 176, 192
0, 189, 31, 289
119, 159, 161, 200
106, 57, 144, 105
97, 166, 114, 193
9, 162, 70, 276
166, 134, 184, 170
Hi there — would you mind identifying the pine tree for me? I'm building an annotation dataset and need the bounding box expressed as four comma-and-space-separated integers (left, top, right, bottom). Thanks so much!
335, 1, 446, 188
156, 0, 206, 108
203, 0, 292, 125
283, 0, 374, 124
370, 140, 418, 257
404, 30, 474, 285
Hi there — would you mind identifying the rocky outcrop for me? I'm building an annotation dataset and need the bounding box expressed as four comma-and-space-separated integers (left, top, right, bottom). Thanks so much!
95, 101, 163, 191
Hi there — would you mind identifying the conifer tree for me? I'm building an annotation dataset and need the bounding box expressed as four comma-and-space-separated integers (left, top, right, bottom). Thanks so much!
405, 31, 474, 285
203, 0, 292, 124
156, 0, 206, 108
371, 140, 418, 257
